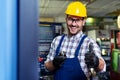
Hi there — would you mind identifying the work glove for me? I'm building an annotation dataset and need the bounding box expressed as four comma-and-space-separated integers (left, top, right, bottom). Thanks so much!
97, 72, 110, 80
85, 43, 99, 69
52, 52, 66, 69
85, 52, 99, 68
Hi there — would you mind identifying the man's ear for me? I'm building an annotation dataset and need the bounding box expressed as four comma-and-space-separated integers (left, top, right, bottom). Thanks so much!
83, 19, 86, 26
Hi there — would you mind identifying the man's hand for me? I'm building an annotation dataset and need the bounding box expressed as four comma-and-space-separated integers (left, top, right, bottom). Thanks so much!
52, 52, 66, 69
85, 52, 99, 68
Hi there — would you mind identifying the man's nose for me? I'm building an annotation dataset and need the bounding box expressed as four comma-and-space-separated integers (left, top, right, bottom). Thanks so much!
71, 21, 77, 26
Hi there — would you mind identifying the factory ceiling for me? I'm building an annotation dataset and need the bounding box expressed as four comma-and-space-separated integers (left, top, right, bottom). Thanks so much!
39, 0, 120, 19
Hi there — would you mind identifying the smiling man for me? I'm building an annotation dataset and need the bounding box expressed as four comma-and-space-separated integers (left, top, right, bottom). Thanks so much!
45, 1, 106, 80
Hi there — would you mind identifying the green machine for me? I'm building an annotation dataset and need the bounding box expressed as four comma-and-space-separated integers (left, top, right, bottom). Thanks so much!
112, 49, 120, 73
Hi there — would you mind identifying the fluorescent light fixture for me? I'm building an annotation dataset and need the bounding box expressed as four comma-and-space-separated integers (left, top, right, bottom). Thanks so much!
117, 14, 120, 29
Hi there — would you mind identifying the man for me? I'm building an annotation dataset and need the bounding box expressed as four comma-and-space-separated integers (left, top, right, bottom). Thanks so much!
45, 1, 106, 80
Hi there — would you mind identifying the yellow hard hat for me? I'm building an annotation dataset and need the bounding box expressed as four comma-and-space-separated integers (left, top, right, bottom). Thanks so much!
65, 1, 87, 17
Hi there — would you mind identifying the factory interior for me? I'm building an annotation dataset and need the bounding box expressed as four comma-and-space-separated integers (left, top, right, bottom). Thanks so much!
38, 0, 120, 80
1, 0, 120, 80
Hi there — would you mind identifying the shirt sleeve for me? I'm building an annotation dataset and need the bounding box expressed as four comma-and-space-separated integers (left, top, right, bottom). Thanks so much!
45, 36, 62, 63
45, 38, 56, 63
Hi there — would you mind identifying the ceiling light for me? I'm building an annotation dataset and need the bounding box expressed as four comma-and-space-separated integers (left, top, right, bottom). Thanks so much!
117, 14, 120, 28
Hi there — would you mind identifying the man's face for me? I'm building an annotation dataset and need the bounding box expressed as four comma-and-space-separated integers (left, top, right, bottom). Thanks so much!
66, 15, 86, 35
